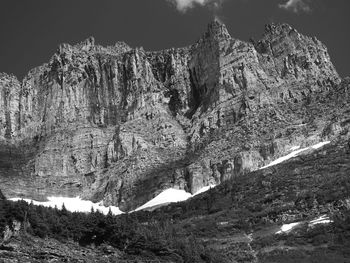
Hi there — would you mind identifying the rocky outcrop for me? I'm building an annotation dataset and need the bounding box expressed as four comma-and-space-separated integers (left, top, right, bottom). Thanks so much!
1, 220, 21, 245
0, 73, 21, 140
0, 21, 348, 211
0, 189, 5, 200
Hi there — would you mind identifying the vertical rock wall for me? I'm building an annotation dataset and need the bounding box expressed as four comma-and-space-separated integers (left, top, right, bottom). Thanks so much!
0, 21, 345, 210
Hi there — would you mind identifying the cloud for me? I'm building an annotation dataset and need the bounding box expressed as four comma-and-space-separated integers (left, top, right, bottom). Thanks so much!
168, 0, 312, 15
168, 0, 224, 13
279, 0, 311, 13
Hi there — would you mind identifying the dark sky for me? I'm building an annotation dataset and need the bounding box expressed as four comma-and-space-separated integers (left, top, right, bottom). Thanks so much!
0, 0, 349, 79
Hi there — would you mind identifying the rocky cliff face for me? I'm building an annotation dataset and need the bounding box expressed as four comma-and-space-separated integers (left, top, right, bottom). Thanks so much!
0, 21, 347, 211
0, 189, 5, 200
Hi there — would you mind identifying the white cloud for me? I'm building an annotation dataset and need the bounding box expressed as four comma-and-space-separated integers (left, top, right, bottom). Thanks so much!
168, 0, 313, 14
279, 0, 311, 13
168, 0, 224, 13
169, 0, 207, 12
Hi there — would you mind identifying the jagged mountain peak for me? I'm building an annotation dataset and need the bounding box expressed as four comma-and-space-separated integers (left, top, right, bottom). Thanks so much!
55, 36, 131, 58
0, 72, 18, 81
260, 22, 325, 50
57, 36, 95, 53
264, 22, 295, 35
204, 19, 231, 40
0, 73, 20, 90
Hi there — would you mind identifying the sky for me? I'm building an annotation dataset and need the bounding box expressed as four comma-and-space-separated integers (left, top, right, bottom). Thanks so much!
0, 0, 349, 79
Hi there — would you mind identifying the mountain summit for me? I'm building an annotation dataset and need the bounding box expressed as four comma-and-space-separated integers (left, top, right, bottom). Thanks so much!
205, 19, 231, 40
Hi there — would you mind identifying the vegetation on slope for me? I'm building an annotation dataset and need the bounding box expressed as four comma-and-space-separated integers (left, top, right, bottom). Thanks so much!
0, 199, 228, 262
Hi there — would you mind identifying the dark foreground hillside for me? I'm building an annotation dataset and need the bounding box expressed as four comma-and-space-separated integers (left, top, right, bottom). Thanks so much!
1, 140, 350, 262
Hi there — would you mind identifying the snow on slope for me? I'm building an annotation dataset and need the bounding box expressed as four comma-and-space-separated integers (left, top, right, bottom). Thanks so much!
276, 222, 301, 234
9, 196, 123, 215
135, 189, 192, 211
309, 215, 332, 226
261, 141, 330, 170
193, 185, 216, 196
134, 185, 216, 212
311, 141, 331, 149
276, 215, 333, 234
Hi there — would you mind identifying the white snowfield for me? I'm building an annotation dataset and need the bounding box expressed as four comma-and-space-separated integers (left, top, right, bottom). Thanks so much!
261, 141, 331, 170
134, 185, 216, 212
276, 222, 301, 234
309, 215, 332, 226
9, 196, 123, 215
134, 189, 192, 212
276, 215, 333, 234
193, 185, 214, 196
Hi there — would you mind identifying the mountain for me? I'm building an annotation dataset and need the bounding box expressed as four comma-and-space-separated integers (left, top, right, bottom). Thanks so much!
0, 20, 348, 212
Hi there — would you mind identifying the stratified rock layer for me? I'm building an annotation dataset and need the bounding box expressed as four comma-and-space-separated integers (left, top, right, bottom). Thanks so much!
0, 21, 348, 211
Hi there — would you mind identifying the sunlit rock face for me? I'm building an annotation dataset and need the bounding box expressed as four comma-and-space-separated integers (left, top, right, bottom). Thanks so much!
0, 21, 348, 211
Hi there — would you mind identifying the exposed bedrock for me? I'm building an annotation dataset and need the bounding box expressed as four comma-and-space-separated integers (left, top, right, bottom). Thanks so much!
0, 21, 349, 211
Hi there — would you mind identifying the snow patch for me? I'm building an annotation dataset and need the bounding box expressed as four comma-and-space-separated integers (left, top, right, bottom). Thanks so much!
261, 141, 331, 169
276, 222, 301, 234
135, 189, 192, 211
261, 147, 308, 169
9, 196, 123, 215
276, 214, 333, 235
311, 141, 331, 149
309, 215, 332, 226
135, 185, 216, 211
193, 185, 216, 196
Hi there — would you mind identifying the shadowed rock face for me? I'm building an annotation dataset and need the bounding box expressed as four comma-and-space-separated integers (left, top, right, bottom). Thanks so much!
0, 189, 5, 200
0, 21, 347, 211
